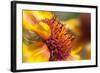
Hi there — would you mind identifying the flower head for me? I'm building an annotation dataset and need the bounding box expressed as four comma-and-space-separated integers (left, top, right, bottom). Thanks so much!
22, 11, 91, 62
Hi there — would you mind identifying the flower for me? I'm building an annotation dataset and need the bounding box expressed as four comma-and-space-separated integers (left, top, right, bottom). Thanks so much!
22, 11, 91, 62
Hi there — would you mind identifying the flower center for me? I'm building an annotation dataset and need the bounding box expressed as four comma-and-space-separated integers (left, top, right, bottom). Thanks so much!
43, 17, 75, 61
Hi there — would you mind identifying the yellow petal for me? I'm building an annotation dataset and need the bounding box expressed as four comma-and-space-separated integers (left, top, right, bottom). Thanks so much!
67, 54, 80, 61
66, 46, 82, 61
23, 42, 50, 63
30, 11, 54, 20
23, 11, 37, 31
71, 46, 82, 55
34, 22, 51, 39
23, 11, 51, 39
